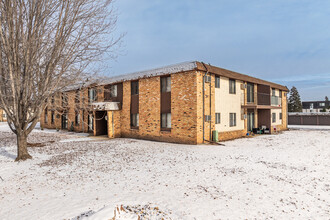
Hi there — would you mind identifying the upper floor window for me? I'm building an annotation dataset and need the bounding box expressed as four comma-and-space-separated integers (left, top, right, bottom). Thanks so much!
75, 91, 80, 103
272, 88, 276, 96
51, 95, 55, 105
229, 79, 236, 94
62, 93, 68, 107
319, 102, 325, 107
215, 76, 220, 88
131, 81, 139, 95
88, 88, 97, 103
161, 76, 171, 92
110, 85, 118, 98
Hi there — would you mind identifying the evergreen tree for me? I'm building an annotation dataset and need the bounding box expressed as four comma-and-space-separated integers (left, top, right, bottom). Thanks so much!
325, 96, 329, 102
288, 86, 302, 112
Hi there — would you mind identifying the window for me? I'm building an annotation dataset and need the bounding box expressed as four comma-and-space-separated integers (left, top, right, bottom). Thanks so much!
229, 113, 236, 127
215, 113, 221, 124
272, 88, 276, 96
310, 103, 314, 109
215, 76, 220, 88
229, 79, 236, 94
161, 77, 171, 92
44, 108, 48, 124
51, 96, 55, 105
62, 93, 68, 107
88, 88, 97, 103
110, 85, 118, 97
131, 81, 139, 95
272, 113, 276, 123
161, 113, 171, 129
131, 113, 139, 128
75, 112, 80, 126
51, 111, 55, 124
75, 91, 80, 103
279, 113, 282, 120
247, 83, 254, 103
319, 103, 325, 107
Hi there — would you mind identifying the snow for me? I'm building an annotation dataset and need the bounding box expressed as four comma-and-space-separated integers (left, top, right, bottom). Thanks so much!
0, 123, 329, 219
99, 61, 197, 86
288, 125, 330, 130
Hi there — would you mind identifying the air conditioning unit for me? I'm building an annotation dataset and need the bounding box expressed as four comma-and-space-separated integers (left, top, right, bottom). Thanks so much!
240, 83, 247, 90
204, 115, 211, 122
204, 75, 211, 83
241, 114, 247, 120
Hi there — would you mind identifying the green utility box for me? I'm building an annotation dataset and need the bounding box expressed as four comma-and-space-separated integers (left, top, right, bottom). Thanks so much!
212, 130, 219, 142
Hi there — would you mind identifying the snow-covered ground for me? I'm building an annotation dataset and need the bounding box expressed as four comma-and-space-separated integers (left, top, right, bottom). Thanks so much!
0, 122, 329, 219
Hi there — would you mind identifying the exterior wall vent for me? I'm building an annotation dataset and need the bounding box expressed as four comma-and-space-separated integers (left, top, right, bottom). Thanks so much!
205, 115, 211, 122
241, 114, 247, 120
204, 75, 211, 83
241, 83, 247, 90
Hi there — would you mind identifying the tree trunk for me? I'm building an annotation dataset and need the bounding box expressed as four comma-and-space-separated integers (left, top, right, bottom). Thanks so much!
15, 132, 32, 161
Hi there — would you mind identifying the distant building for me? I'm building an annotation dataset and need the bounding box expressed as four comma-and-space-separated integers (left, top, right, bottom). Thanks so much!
0, 109, 7, 122
302, 101, 330, 113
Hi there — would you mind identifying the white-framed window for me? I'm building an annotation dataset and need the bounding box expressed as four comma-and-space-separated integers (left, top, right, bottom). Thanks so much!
161, 76, 171, 92
131, 113, 139, 127
44, 108, 48, 124
272, 88, 276, 96
229, 79, 236, 94
88, 88, 97, 102
75, 112, 80, 126
215, 113, 221, 124
51, 111, 55, 124
272, 113, 276, 123
215, 76, 220, 88
229, 113, 236, 127
131, 81, 139, 95
161, 113, 171, 128
110, 85, 118, 98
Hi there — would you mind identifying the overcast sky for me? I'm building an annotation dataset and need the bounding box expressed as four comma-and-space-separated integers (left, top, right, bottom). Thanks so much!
105, 0, 330, 101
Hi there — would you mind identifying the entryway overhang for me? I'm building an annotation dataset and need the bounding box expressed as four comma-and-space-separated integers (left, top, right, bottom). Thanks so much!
91, 102, 121, 111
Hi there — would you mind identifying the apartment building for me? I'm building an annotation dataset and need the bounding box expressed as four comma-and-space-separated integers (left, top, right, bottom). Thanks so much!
40, 61, 289, 144
302, 101, 330, 113
0, 109, 7, 122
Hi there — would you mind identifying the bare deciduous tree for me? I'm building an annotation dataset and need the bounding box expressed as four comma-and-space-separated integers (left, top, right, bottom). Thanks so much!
0, 0, 121, 161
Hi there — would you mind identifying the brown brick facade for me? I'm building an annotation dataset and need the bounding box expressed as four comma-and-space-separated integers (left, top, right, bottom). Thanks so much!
40, 65, 288, 144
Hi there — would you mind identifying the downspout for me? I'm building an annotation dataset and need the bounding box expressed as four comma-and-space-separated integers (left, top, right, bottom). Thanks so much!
201, 62, 212, 143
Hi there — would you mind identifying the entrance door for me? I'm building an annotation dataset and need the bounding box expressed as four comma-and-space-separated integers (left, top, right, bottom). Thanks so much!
62, 114, 68, 129
94, 111, 108, 136
247, 111, 255, 131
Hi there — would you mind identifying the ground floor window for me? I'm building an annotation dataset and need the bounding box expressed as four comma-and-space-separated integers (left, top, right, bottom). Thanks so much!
215, 113, 221, 124
229, 113, 236, 127
131, 113, 139, 128
44, 108, 48, 124
51, 111, 55, 124
75, 112, 80, 126
279, 113, 282, 120
272, 113, 276, 123
161, 113, 171, 129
